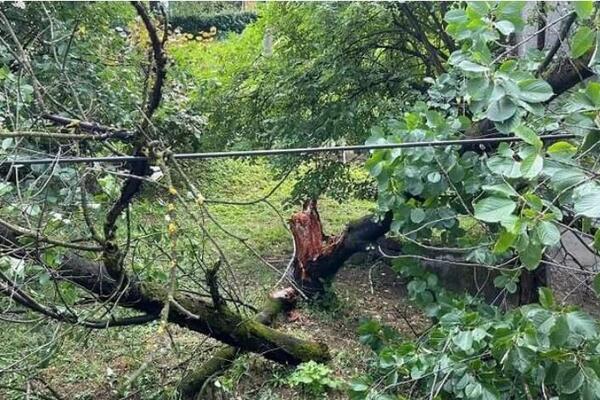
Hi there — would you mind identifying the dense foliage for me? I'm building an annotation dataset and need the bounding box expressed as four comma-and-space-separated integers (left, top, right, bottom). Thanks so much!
1, 1, 600, 399
170, 11, 258, 37
349, 2, 600, 399
354, 261, 600, 399
174, 2, 452, 202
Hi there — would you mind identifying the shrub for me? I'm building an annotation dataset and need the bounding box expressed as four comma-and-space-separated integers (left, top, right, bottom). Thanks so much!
170, 11, 258, 36
287, 361, 344, 396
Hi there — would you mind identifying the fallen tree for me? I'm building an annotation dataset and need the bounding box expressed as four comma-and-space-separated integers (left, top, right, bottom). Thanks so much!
0, 226, 329, 365
60, 254, 329, 365
179, 6, 599, 395
0, 2, 331, 391
180, 201, 392, 398
2, 2, 599, 398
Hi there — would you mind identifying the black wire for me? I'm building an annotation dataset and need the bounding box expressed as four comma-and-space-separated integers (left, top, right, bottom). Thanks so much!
0, 133, 577, 166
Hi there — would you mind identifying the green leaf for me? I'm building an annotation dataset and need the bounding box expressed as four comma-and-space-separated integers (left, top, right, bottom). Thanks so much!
453, 330, 473, 352
585, 82, 600, 105
513, 125, 543, 149
517, 79, 554, 103
474, 196, 517, 223
427, 171, 441, 183
535, 221, 561, 246
520, 242, 542, 270
566, 310, 597, 338
582, 376, 600, 400
557, 364, 584, 394
410, 208, 426, 223
0, 182, 12, 197
0, 66, 9, 81
458, 60, 489, 72
495, 20, 515, 35
2, 138, 13, 150
508, 346, 534, 373
349, 379, 370, 393
468, 1, 490, 16
550, 169, 587, 191
547, 141, 577, 158
588, 33, 600, 73
445, 9, 468, 24
572, 26, 595, 58
482, 183, 519, 198
580, 130, 600, 153
486, 155, 522, 178
594, 229, 600, 252
520, 152, 544, 179
494, 230, 516, 253
538, 287, 555, 308
550, 315, 570, 346
574, 187, 600, 218
486, 97, 517, 122
38, 271, 50, 286
574, 0, 594, 19
368, 161, 383, 177
465, 382, 483, 399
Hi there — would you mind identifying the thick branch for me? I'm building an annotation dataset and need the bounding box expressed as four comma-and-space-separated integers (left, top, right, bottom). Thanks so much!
546, 56, 594, 98
58, 254, 328, 365
103, 2, 168, 245
42, 114, 134, 140
536, 12, 577, 76
131, 0, 167, 118
179, 288, 297, 399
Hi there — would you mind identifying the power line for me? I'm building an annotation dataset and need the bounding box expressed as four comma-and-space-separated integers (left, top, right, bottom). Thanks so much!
1, 133, 577, 166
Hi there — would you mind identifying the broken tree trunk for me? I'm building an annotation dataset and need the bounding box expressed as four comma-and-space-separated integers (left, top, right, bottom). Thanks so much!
180, 201, 392, 398
57, 254, 328, 365
179, 288, 297, 399
290, 199, 392, 296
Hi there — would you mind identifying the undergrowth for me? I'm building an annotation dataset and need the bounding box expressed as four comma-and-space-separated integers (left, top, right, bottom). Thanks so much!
0, 159, 376, 400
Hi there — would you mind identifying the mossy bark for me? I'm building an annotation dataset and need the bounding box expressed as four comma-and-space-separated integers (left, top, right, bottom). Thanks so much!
179, 288, 296, 399
58, 254, 328, 365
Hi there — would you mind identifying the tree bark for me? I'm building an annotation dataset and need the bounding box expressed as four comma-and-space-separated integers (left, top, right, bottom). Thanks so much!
57, 254, 328, 365
290, 199, 392, 296
179, 288, 297, 399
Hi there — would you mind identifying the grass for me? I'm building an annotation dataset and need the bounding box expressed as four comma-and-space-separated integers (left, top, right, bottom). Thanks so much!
0, 158, 392, 400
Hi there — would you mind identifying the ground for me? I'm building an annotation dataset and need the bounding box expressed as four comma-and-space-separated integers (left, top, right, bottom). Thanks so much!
0, 159, 428, 400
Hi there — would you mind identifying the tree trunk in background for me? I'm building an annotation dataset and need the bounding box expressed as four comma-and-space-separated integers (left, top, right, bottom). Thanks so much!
518, 265, 548, 305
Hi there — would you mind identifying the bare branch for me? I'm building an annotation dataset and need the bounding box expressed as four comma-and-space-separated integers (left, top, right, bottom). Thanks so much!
536, 12, 577, 76
0, 218, 102, 252
0, 130, 128, 141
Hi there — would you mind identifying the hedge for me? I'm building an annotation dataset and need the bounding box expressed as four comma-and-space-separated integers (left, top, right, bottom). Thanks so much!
170, 11, 258, 36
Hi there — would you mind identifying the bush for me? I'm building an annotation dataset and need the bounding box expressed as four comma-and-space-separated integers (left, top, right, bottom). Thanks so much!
287, 361, 344, 396
170, 11, 258, 36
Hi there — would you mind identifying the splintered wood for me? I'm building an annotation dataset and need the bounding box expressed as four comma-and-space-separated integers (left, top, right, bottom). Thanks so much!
289, 199, 341, 283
